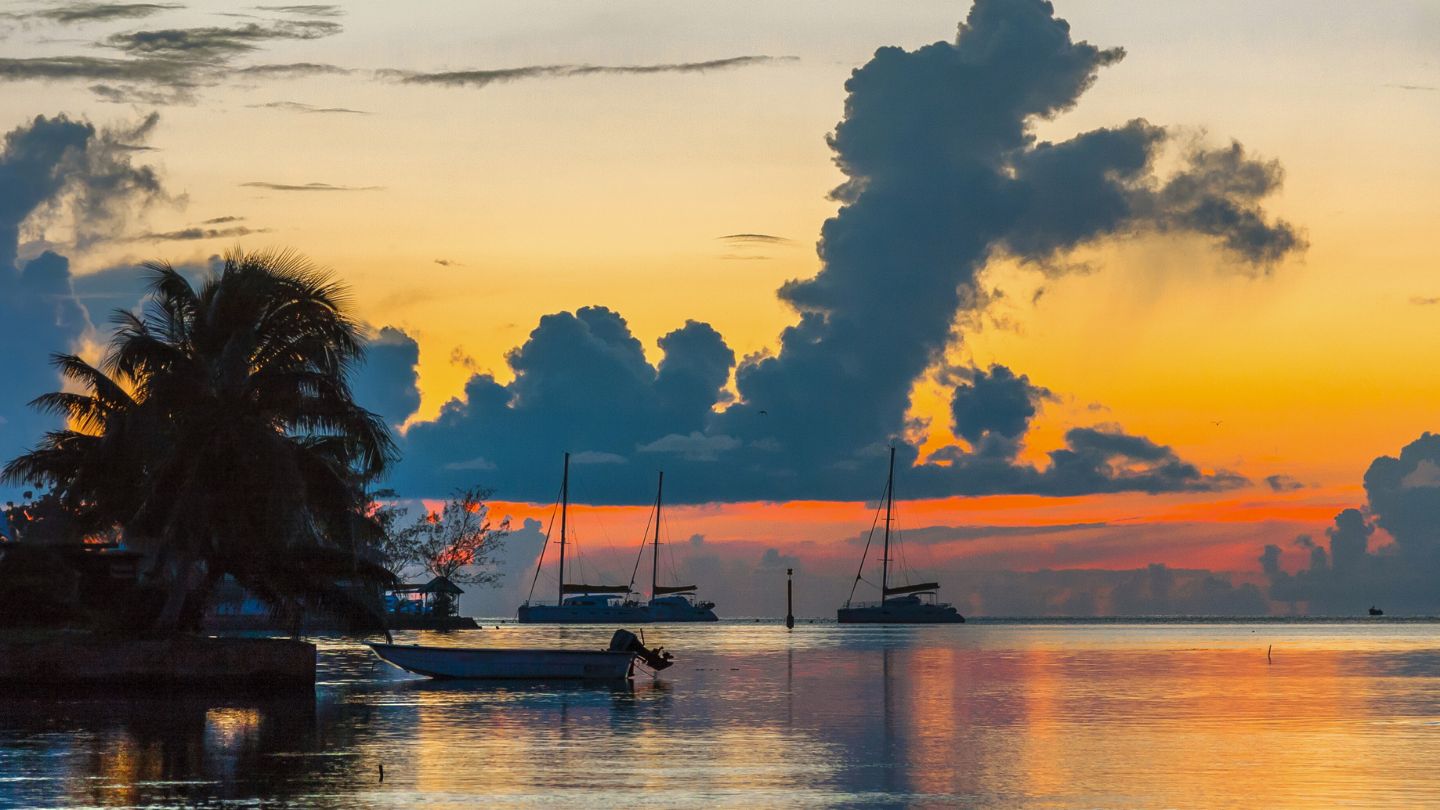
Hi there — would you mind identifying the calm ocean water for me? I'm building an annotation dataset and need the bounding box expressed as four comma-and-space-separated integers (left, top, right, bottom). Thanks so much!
3, 620, 1440, 808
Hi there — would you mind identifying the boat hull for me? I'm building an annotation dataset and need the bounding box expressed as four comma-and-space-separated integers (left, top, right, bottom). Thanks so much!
646, 603, 719, 622
836, 604, 965, 624
646, 596, 719, 622
516, 604, 652, 624
369, 643, 635, 680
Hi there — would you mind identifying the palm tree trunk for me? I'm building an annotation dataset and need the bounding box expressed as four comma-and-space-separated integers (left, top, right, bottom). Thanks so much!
151, 557, 205, 635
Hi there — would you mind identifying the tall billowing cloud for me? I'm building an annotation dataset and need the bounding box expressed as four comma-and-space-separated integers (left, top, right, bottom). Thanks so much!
384, 0, 1301, 504
0, 114, 165, 475
1263, 434, 1440, 614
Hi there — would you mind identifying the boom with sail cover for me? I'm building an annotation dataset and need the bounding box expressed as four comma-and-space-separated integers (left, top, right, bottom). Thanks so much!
653, 584, 697, 595
884, 582, 940, 596
562, 584, 631, 594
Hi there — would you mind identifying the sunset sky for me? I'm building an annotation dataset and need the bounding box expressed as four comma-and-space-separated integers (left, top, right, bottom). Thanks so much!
3, 0, 1438, 614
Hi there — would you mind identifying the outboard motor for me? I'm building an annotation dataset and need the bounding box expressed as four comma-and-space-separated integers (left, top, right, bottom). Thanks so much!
609, 629, 674, 671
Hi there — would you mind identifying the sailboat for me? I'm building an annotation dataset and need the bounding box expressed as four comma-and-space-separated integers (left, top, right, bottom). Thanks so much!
640, 472, 719, 622
517, 452, 650, 624
837, 447, 964, 624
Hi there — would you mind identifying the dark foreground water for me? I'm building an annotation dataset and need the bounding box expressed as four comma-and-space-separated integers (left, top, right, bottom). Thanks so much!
3, 620, 1440, 808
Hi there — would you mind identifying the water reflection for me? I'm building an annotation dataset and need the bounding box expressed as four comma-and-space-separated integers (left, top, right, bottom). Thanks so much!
2, 623, 1440, 806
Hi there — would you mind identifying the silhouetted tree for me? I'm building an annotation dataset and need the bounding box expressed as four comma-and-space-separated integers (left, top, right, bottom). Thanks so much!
393, 487, 510, 586
4, 249, 397, 634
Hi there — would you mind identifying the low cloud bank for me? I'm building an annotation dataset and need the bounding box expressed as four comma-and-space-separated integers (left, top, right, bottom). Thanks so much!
1262, 433, 1440, 614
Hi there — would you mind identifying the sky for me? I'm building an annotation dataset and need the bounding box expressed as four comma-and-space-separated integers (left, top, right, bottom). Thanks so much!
2, 0, 1438, 615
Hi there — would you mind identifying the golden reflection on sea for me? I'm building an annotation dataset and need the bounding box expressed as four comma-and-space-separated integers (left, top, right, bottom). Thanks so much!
3, 622, 1440, 807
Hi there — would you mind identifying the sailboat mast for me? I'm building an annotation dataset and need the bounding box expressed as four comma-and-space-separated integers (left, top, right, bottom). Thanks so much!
557, 451, 570, 605
881, 446, 894, 598
652, 471, 663, 598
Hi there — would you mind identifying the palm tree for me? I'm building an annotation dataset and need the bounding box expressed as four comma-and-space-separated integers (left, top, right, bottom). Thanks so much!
4, 249, 397, 634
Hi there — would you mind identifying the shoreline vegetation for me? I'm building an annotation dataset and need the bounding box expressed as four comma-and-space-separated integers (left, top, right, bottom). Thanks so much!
0, 251, 505, 686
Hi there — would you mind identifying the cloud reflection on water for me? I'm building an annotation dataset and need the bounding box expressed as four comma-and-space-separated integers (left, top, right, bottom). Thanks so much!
2, 623, 1440, 806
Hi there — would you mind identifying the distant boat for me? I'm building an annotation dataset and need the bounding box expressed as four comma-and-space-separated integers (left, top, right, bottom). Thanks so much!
369, 629, 673, 680
517, 452, 650, 624
1369, 606, 1384, 616
640, 472, 719, 622
837, 447, 964, 624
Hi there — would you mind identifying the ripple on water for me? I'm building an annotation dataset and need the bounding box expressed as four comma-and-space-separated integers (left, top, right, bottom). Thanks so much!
2, 622, 1440, 807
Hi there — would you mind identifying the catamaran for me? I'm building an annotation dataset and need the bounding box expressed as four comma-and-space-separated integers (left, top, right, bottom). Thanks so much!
517, 452, 650, 624
638, 472, 718, 622
837, 447, 964, 624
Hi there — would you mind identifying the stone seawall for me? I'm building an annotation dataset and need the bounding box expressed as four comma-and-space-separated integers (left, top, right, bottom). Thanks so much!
0, 636, 316, 688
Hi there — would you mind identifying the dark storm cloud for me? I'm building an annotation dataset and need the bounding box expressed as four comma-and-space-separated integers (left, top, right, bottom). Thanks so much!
1001, 122, 1303, 268
390, 309, 736, 501
247, 100, 368, 114
0, 114, 167, 475
69, 258, 212, 313
382, 55, 796, 89
240, 181, 380, 192
380, 304, 1239, 503
0, 112, 166, 257
1147, 142, 1304, 266
1262, 433, 1440, 614
352, 327, 421, 428
944, 364, 1053, 459
379, 0, 1288, 504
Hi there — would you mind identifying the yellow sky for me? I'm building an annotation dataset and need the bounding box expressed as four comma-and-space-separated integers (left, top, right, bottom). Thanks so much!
4, 0, 1438, 508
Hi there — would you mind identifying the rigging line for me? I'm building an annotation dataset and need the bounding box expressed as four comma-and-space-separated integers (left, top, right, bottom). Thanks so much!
628, 496, 657, 592
892, 494, 912, 584
524, 483, 564, 603
571, 526, 592, 586
664, 509, 682, 584
845, 480, 889, 605
579, 486, 628, 587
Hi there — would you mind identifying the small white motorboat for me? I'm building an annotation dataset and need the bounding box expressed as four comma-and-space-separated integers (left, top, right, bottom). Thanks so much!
368, 629, 673, 681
